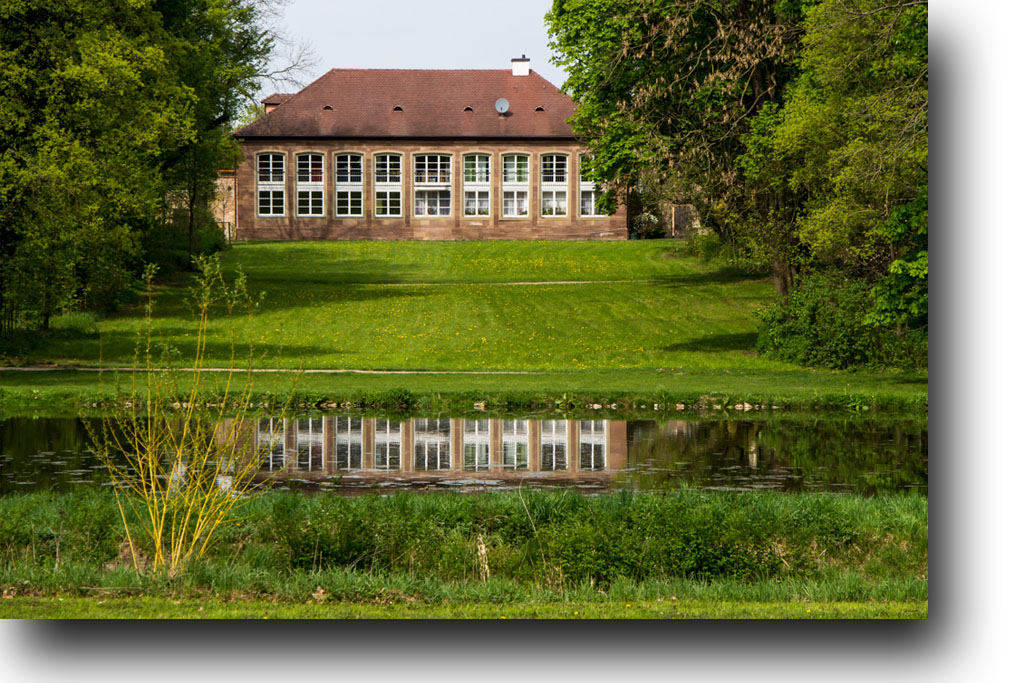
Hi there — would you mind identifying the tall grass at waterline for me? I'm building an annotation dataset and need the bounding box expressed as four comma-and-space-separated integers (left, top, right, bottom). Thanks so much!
0, 367, 929, 416
0, 489, 927, 598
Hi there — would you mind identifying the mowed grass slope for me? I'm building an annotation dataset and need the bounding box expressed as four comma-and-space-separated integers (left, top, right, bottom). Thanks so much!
22, 241, 780, 371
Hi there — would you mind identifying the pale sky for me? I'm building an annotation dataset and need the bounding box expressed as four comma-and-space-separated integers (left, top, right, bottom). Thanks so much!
265, 0, 569, 97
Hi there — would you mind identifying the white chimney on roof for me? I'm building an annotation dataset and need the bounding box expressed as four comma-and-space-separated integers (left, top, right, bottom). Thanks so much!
511, 55, 530, 76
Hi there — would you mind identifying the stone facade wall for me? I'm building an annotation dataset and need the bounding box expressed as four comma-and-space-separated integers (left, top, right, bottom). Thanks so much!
213, 170, 236, 240
234, 138, 628, 241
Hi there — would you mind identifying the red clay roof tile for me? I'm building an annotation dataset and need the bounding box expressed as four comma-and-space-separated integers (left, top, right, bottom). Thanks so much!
236, 69, 577, 139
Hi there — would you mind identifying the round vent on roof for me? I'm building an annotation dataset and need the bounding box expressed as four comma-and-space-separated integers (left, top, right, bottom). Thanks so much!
495, 98, 509, 114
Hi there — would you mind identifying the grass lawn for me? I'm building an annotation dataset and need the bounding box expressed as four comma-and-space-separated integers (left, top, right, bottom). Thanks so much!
0, 596, 927, 619
0, 241, 927, 411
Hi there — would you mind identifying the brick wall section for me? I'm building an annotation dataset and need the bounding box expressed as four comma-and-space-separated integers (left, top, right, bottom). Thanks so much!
234, 138, 628, 241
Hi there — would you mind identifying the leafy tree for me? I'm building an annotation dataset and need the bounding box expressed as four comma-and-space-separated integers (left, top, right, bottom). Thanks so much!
154, 0, 275, 265
547, 0, 805, 278
744, 0, 927, 352
0, 0, 291, 334
0, 0, 193, 330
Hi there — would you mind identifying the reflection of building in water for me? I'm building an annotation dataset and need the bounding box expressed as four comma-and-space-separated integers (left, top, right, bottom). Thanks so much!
540, 420, 567, 471
250, 418, 626, 480
414, 419, 451, 471
463, 419, 490, 471
335, 417, 362, 470
257, 418, 286, 471
502, 419, 529, 470
295, 417, 323, 471
375, 419, 402, 471
579, 420, 605, 471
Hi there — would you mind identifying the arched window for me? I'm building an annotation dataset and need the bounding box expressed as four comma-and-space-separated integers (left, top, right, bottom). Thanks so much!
296, 153, 324, 216
540, 154, 568, 217
413, 154, 452, 216
501, 154, 529, 218
256, 152, 285, 216
463, 154, 490, 217
374, 153, 402, 217
335, 153, 363, 217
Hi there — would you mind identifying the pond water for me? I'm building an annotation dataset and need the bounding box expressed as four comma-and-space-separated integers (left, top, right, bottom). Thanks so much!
0, 414, 926, 496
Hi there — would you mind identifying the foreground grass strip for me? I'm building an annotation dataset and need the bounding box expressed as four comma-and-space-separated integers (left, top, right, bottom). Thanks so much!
0, 597, 927, 619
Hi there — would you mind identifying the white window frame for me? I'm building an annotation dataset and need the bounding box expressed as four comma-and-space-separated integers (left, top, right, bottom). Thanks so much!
295, 417, 324, 471
374, 419, 402, 470
335, 417, 363, 470
540, 419, 568, 471
257, 417, 286, 471
414, 189, 451, 217
413, 154, 452, 217
296, 153, 325, 217
413, 418, 451, 471
462, 419, 490, 471
501, 419, 529, 470
256, 152, 285, 217
463, 154, 490, 217
501, 154, 529, 218
540, 153, 568, 218
374, 153, 402, 217
335, 153, 363, 217
579, 155, 606, 217
579, 420, 606, 471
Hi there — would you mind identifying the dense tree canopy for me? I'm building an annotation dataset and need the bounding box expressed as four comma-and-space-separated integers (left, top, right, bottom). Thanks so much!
0, 0, 276, 333
548, 0, 927, 366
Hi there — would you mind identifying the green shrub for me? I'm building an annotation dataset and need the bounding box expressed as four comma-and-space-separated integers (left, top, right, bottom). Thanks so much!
49, 312, 100, 338
755, 272, 926, 369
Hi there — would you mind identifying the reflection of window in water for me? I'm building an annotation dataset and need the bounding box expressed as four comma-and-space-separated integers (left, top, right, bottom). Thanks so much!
335, 417, 362, 470
502, 419, 529, 470
258, 418, 286, 471
414, 418, 451, 471
374, 419, 402, 470
463, 419, 490, 470
541, 420, 567, 471
295, 418, 323, 471
579, 420, 605, 471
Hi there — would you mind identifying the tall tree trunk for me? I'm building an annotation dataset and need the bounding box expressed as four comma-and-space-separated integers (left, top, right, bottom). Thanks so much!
771, 260, 791, 296
187, 176, 197, 270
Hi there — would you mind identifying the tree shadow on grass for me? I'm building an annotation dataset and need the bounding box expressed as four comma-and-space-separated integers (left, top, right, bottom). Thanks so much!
136, 283, 423, 320
662, 332, 759, 353
652, 265, 766, 287
238, 255, 423, 285
76, 329, 340, 367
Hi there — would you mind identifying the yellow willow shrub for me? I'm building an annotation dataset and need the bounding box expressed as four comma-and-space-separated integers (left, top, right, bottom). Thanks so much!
87, 256, 289, 576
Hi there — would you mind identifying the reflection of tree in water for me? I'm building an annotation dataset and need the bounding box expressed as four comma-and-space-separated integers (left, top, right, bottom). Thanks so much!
626, 418, 927, 495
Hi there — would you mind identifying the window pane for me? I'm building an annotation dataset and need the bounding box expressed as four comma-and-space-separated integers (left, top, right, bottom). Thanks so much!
258, 153, 284, 183
337, 154, 362, 183
541, 154, 567, 183
465, 154, 489, 183
581, 190, 594, 216
503, 155, 528, 183
376, 154, 400, 183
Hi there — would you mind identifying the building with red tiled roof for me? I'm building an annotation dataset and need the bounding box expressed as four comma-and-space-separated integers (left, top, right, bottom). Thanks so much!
228, 57, 627, 240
